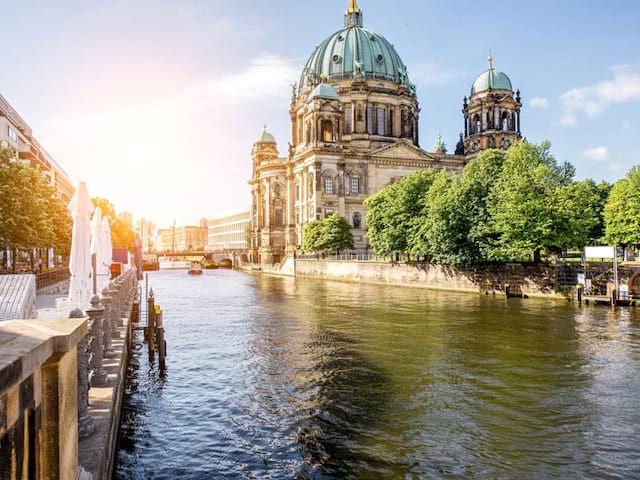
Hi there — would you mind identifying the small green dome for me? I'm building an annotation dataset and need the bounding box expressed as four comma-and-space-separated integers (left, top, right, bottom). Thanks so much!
299, 17, 413, 92
471, 68, 513, 95
309, 83, 339, 101
255, 126, 276, 144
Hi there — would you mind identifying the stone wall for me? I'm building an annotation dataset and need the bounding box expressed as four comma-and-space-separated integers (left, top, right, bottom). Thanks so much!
295, 260, 563, 297
0, 318, 87, 479
295, 259, 640, 298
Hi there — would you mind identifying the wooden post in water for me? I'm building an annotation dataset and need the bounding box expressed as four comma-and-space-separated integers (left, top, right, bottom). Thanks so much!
156, 306, 166, 368
577, 284, 583, 306
148, 288, 156, 358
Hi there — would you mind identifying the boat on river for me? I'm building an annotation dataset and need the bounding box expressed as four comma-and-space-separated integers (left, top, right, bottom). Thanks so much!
203, 261, 219, 270
159, 258, 191, 270
188, 262, 203, 275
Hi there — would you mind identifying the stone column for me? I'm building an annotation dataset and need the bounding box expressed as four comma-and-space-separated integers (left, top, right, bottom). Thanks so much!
70, 308, 95, 439
100, 287, 115, 355
85, 295, 108, 386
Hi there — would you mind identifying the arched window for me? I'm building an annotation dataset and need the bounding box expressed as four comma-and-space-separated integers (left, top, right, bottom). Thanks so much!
295, 179, 301, 201
352, 212, 362, 229
322, 120, 334, 142
305, 122, 311, 143
377, 107, 386, 135
344, 105, 352, 133
501, 112, 509, 131
474, 114, 481, 133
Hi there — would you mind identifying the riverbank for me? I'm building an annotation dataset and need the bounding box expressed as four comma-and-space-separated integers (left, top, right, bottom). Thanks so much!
243, 256, 640, 301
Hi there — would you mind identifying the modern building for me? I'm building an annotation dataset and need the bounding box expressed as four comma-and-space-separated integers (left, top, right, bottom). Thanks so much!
0, 94, 75, 203
250, 0, 522, 264
156, 226, 208, 252
135, 218, 156, 252
208, 210, 251, 252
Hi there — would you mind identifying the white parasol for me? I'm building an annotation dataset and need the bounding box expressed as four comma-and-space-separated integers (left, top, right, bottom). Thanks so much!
101, 216, 113, 290
68, 182, 95, 305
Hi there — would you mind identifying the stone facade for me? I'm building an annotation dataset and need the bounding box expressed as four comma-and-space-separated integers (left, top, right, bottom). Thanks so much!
250, 1, 523, 265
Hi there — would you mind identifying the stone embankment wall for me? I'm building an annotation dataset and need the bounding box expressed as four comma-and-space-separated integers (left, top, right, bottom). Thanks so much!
295, 259, 640, 298
295, 260, 560, 297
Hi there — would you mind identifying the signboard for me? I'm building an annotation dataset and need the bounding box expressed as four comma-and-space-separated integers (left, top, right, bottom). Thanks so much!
584, 246, 615, 259
577, 273, 585, 285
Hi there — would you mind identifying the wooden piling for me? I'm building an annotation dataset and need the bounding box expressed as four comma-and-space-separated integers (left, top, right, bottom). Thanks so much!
148, 290, 156, 358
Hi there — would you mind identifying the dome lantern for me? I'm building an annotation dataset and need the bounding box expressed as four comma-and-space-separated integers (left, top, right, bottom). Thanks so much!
345, 0, 363, 27
255, 125, 277, 145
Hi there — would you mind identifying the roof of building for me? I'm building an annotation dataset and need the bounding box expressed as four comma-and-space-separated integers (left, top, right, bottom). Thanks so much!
255, 125, 277, 144
309, 83, 340, 101
471, 56, 513, 95
299, 1, 413, 93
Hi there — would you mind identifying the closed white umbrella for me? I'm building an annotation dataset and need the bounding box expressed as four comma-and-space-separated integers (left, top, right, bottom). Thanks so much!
90, 207, 109, 293
68, 182, 95, 305
101, 217, 113, 289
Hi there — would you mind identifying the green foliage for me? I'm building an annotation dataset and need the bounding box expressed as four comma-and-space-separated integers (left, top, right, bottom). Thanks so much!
302, 214, 354, 253
302, 220, 324, 252
363, 140, 612, 265
420, 149, 506, 265
486, 141, 585, 260
0, 146, 71, 255
364, 169, 440, 255
92, 197, 135, 250
604, 166, 640, 247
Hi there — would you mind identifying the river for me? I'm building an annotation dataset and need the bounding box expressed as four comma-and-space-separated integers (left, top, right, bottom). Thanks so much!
114, 269, 640, 479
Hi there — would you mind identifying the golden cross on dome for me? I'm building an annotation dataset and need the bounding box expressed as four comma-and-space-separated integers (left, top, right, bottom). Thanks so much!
347, 0, 361, 14
488, 50, 494, 69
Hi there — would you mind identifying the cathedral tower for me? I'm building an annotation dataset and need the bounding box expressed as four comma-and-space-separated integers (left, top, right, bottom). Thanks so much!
462, 55, 522, 155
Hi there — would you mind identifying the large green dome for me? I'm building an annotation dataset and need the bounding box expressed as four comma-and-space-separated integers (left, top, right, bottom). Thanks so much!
471, 68, 513, 95
299, 3, 413, 93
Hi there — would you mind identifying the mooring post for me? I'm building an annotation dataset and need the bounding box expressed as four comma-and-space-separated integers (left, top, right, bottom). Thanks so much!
148, 288, 156, 357
86, 295, 108, 386
156, 307, 166, 368
70, 308, 95, 438
577, 284, 583, 306
504, 283, 510, 298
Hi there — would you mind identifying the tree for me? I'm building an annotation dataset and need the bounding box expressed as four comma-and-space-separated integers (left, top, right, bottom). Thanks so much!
302, 220, 324, 252
319, 213, 354, 253
604, 166, 640, 248
364, 169, 440, 255
417, 149, 506, 265
92, 197, 135, 250
486, 141, 576, 262
302, 214, 354, 253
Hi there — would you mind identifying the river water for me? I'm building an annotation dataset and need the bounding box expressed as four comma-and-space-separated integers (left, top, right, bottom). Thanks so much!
114, 270, 640, 479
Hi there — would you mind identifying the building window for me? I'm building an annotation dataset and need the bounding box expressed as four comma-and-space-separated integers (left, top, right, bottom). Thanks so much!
326, 208, 334, 217
366, 106, 374, 134
344, 105, 352, 133
389, 108, 394, 136
351, 177, 360, 194
295, 181, 301, 201
322, 120, 333, 142
377, 108, 385, 135
7, 127, 17, 142
352, 212, 362, 229
275, 208, 284, 227
324, 177, 334, 194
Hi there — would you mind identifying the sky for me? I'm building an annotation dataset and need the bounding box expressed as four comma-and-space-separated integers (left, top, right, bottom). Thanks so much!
1, 0, 639, 228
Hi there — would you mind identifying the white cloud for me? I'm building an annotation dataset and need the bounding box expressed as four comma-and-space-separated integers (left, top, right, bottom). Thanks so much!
560, 64, 640, 125
582, 146, 608, 162
559, 113, 577, 127
411, 62, 461, 88
609, 162, 625, 174
530, 97, 549, 108
190, 55, 301, 104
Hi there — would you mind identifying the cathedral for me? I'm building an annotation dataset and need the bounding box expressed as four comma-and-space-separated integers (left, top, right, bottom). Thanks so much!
249, 0, 523, 264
